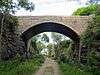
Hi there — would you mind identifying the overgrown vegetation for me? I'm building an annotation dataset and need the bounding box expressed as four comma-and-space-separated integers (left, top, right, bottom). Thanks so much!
50, 32, 74, 62
0, 1, 43, 74
0, 55, 44, 75
73, 3, 100, 75
59, 63, 93, 75
0, 0, 34, 59
80, 16, 100, 75
0, 14, 27, 60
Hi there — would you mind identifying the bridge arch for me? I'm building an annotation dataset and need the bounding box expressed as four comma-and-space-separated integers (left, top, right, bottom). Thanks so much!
17, 16, 90, 61
20, 22, 81, 60
21, 22, 80, 45
20, 22, 80, 57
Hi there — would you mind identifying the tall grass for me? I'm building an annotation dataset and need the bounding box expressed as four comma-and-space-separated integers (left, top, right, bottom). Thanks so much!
0, 56, 44, 75
59, 63, 93, 75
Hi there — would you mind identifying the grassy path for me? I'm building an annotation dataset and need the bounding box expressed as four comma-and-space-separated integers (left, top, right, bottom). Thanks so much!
34, 58, 61, 75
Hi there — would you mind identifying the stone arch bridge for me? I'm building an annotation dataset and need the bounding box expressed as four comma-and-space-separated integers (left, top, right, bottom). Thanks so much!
17, 16, 91, 60
18, 16, 91, 45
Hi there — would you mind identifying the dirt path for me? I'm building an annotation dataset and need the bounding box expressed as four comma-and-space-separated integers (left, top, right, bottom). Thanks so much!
34, 58, 61, 75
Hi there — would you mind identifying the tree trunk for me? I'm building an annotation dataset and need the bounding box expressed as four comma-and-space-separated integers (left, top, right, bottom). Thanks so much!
78, 42, 82, 63
0, 13, 4, 53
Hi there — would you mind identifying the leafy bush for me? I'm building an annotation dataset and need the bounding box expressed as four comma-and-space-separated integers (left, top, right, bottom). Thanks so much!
59, 63, 93, 75
80, 14, 100, 75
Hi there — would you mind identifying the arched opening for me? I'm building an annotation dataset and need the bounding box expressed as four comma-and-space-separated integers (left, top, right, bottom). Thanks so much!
21, 22, 80, 45
21, 22, 80, 60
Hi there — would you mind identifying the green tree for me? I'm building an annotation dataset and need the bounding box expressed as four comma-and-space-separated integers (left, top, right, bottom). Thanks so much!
0, 0, 34, 52
51, 32, 62, 43
0, 14, 21, 60
47, 43, 53, 57
41, 33, 49, 43
0, 0, 34, 13
51, 32, 62, 60
29, 33, 49, 56
73, 4, 97, 16
36, 41, 46, 54
58, 39, 73, 63
29, 37, 38, 55
51, 32, 73, 62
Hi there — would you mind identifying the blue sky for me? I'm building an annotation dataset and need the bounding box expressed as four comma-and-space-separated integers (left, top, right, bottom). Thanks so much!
15, 0, 88, 16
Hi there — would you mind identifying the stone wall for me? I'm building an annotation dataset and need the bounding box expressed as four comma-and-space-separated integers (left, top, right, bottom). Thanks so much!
18, 16, 91, 35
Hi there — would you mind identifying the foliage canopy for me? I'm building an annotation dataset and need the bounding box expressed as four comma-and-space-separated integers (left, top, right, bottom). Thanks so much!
73, 4, 98, 16
0, 0, 34, 13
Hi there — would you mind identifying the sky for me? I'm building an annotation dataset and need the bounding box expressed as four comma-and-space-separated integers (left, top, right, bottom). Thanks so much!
15, 0, 88, 16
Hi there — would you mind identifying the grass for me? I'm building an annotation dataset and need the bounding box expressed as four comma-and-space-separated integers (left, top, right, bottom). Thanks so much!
59, 63, 93, 75
0, 56, 44, 75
